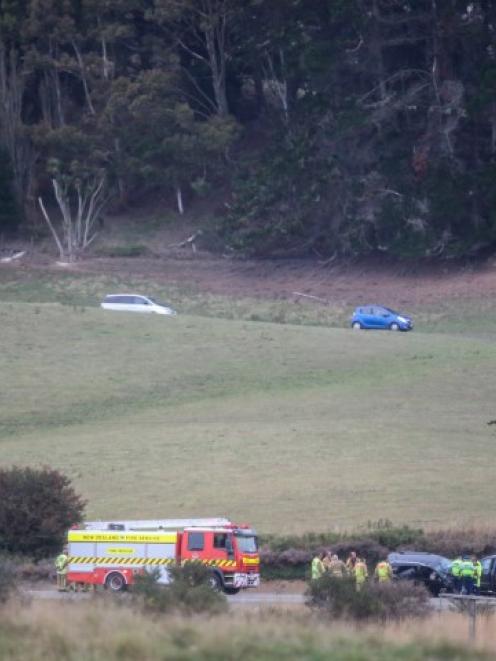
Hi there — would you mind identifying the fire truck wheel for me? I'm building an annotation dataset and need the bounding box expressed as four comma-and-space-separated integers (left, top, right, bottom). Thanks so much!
223, 587, 240, 595
208, 571, 223, 592
105, 572, 127, 592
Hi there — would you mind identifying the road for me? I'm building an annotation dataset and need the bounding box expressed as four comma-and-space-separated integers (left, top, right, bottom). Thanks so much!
22, 588, 305, 606
23, 589, 478, 610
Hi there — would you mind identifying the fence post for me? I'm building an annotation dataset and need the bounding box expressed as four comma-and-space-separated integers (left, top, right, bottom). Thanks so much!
468, 597, 476, 643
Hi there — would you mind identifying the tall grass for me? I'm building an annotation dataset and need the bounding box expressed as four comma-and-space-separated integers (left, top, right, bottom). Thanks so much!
0, 599, 493, 660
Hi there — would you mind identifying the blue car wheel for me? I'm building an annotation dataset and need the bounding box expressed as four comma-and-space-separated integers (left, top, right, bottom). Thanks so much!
390, 322, 400, 331
352, 321, 362, 330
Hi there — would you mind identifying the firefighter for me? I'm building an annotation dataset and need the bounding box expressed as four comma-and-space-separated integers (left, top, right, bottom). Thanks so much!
345, 551, 357, 574
311, 552, 326, 580
354, 557, 368, 591
327, 554, 346, 578
472, 556, 482, 595
451, 556, 462, 594
374, 558, 393, 582
460, 556, 475, 595
55, 546, 69, 592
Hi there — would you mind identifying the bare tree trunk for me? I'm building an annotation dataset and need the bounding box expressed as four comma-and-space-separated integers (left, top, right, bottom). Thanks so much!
71, 40, 96, 116
114, 137, 126, 203
53, 67, 65, 127
38, 196, 65, 260
263, 50, 289, 123
202, 5, 228, 116
40, 176, 107, 261
176, 186, 184, 214
102, 37, 112, 80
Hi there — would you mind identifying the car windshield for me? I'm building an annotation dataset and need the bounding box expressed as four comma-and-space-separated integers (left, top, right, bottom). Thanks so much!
235, 534, 258, 554
435, 558, 452, 573
384, 307, 401, 316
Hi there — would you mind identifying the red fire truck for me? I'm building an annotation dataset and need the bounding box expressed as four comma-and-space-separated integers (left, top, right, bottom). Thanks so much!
67, 517, 260, 594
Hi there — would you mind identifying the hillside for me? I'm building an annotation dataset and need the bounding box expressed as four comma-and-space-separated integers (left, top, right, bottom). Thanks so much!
1, 253, 496, 532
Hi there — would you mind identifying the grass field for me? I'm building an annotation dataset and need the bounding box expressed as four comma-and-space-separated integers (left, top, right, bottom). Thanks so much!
1, 268, 496, 533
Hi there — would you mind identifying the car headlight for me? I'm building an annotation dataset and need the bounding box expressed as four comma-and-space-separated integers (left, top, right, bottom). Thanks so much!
397, 316, 407, 323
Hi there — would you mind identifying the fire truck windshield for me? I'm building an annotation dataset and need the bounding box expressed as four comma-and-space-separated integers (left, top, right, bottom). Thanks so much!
235, 534, 258, 554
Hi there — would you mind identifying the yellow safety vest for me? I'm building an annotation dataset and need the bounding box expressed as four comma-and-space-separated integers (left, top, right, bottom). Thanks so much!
376, 561, 392, 581
355, 561, 368, 583
474, 561, 482, 587
311, 557, 325, 580
451, 559, 461, 577
55, 553, 68, 574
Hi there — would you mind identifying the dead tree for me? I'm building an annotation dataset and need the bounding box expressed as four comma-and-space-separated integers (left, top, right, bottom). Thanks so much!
38, 174, 108, 262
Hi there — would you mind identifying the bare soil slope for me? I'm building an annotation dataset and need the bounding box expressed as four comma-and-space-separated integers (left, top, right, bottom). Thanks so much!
12, 247, 496, 309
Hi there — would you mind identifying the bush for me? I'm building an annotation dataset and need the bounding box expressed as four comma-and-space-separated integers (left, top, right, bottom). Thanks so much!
364, 520, 424, 550
421, 528, 496, 558
0, 466, 86, 559
306, 575, 429, 622
95, 244, 149, 257
0, 555, 18, 603
133, 564, 227, 615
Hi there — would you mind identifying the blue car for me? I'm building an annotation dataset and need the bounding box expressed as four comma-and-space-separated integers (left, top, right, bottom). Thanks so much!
351, 305, 413, 331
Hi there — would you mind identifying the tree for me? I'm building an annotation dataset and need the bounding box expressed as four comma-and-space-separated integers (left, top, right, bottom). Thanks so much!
102, 69, 238, 212
0, 466, 85, 558
36, 126, 110, 261
0, 146, 21, 233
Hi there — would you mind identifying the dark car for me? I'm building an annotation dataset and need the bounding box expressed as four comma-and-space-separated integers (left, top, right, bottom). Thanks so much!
480, 555, 496, 594
388, 552, 454, 596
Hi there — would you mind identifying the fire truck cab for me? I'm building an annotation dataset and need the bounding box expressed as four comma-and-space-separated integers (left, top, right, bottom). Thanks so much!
67, 517, 260, 594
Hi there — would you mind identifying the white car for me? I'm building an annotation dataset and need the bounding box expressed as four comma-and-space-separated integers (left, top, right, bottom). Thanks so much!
101, 294, 176, 316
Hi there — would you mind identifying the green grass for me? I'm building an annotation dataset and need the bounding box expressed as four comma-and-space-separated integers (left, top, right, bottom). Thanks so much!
1, 270, 496, 532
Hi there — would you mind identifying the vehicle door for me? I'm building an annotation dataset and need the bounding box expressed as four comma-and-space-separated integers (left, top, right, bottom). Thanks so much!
118, 295, 136, 311
376, 307, 393, 329
104, 295, 126, 311
480, 557, 496, 593
361, 307, 379, 328
211, 532, 235, 570
133, 296, 153, 313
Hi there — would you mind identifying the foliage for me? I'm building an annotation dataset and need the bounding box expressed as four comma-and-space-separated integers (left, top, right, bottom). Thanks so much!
307, 575, 429, 622
0, 148, 20, 234
365, 520, 424, 550
0, 555, 17, 603
132, 564, 227, 615
1, 2, 496, 257
0, 466, 85, 559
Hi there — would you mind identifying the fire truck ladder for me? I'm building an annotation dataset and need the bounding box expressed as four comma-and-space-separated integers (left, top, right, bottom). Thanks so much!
83, 518, 232, 531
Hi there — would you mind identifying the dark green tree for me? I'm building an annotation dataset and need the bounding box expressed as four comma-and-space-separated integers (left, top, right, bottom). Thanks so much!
0, 466, 85, 559
0, 147, 20, 233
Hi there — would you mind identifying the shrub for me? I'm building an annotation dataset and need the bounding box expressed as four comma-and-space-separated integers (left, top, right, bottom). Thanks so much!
95, 244, 149, 257
364, 520, 424, 550
0, 555, 18, 603
306, 575, 429, 622
421, 528, 496, 558
133, 564, 227, 615
0, 466, 86, 559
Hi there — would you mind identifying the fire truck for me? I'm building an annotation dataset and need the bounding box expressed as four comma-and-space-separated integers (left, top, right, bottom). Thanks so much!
67, 517, 260, 594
